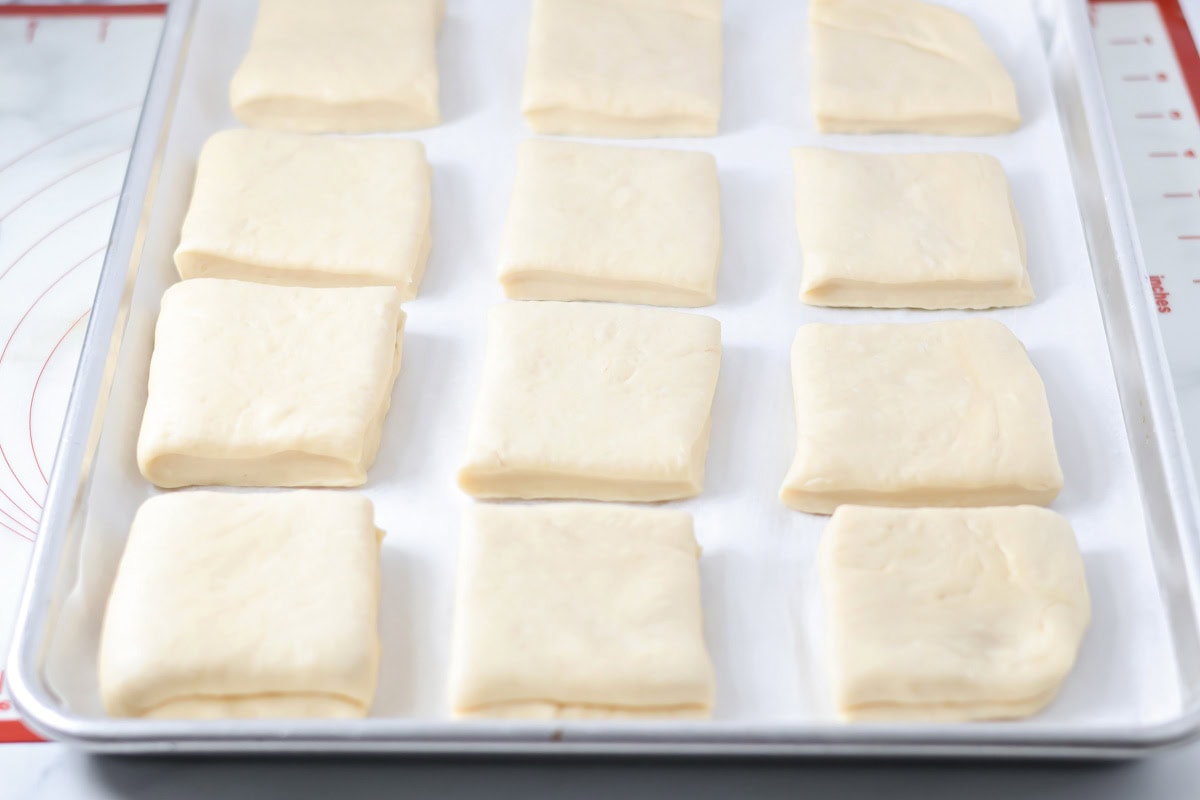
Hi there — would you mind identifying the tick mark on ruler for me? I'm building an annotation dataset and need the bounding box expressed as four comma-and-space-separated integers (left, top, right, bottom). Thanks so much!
1145, 110, 1188, 120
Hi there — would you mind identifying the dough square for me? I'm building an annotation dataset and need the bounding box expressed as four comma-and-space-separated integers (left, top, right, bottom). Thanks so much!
137, 279, 405, 489
809, 0, 1020, 135
819, 505, 1090, 721
449, 503, 715, 719
230, 0, 442, 133
458, 302, 721, 501
522, 0, 723, 138
779, 320, 1062, 514
499, 139, 721, 307
176, 130, 431, 298
99, 491, 383, 719
792, 147, 1030, 310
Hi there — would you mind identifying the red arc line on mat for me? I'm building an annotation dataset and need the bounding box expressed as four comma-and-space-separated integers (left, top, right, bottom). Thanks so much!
0, 246, 105, 513
0, 482, 37, 528
0, 506, 36, 542
0, 503, 35, 532
0, 148, 127, 222
0, 193, 117, 286
0, 488, 37, 527
0, 105, 136, 175
29, 310, 90, 484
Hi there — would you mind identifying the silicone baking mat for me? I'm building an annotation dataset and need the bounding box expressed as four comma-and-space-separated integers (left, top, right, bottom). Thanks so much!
0, 1, 162, 743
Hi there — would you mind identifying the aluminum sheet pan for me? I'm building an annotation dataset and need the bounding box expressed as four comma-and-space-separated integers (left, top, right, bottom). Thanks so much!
10, 0, 1200, 757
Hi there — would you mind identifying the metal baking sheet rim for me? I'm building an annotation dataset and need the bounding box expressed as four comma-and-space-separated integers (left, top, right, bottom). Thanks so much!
9, 0, 1200, 757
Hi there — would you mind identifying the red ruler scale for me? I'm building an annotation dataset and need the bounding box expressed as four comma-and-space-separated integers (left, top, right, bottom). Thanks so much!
1093, 0, 1200, 116
1089, 0, 1200, 478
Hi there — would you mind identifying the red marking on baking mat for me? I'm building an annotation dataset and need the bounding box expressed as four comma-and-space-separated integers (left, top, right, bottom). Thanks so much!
0, 506, 35, 540
1094, 0, 1200, 122
0, 483, 37, 527
0, 148, 126, 223
1150, 150, 1180, 157
0, 721, 42, 744
1164, 191, 1195, 197
0, 518, 34, 543
0, 675, 42, 743
0, 4, 165, 17
0, 105, 136, 175
29, 311, 89, 484
0, 676, 40, 742
0, 489, 36, 526
1151, 275, 1173, 312
0, 245, 105, 511
0, 193, 116, 285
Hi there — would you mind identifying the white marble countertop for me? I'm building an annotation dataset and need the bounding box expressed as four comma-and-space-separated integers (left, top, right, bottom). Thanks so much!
3, 2, 1200, 797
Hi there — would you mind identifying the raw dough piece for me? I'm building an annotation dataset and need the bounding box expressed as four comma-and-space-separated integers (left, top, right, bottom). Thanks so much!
137, 279, 405, 488
522, 0, 723, 137
779, 320, 1062, 514
458, 302, 721, 501
819, 504, 1090, 721
176, 130, 432, 298
99, 491, 383, 719
792, 147, 1030, 309
449, 503, 715, 719
500, 139, 721, 307
230, 0, 442, 132
809, 0, 1020, 135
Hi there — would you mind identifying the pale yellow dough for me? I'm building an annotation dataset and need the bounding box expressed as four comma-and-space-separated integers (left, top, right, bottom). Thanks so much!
458, 302, 721, 501
500, 139, 721, 307
809, 0, 1020, 135
522, 0, 723, 138
779, 320, 1062, 514
99, 491, 383, 719
175, 130, 431, 298
230, 0, 442, 133
819, 505, 1090, 721
449, 503, 715, 719
137, 279, 405, 488
792, 147, 1030, 310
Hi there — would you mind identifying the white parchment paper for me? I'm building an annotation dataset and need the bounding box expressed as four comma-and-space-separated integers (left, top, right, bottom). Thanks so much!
41, 0, 1184, 732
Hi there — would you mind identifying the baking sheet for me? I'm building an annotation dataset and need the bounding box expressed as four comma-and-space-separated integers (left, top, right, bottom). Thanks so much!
35, 0, 1184, 732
